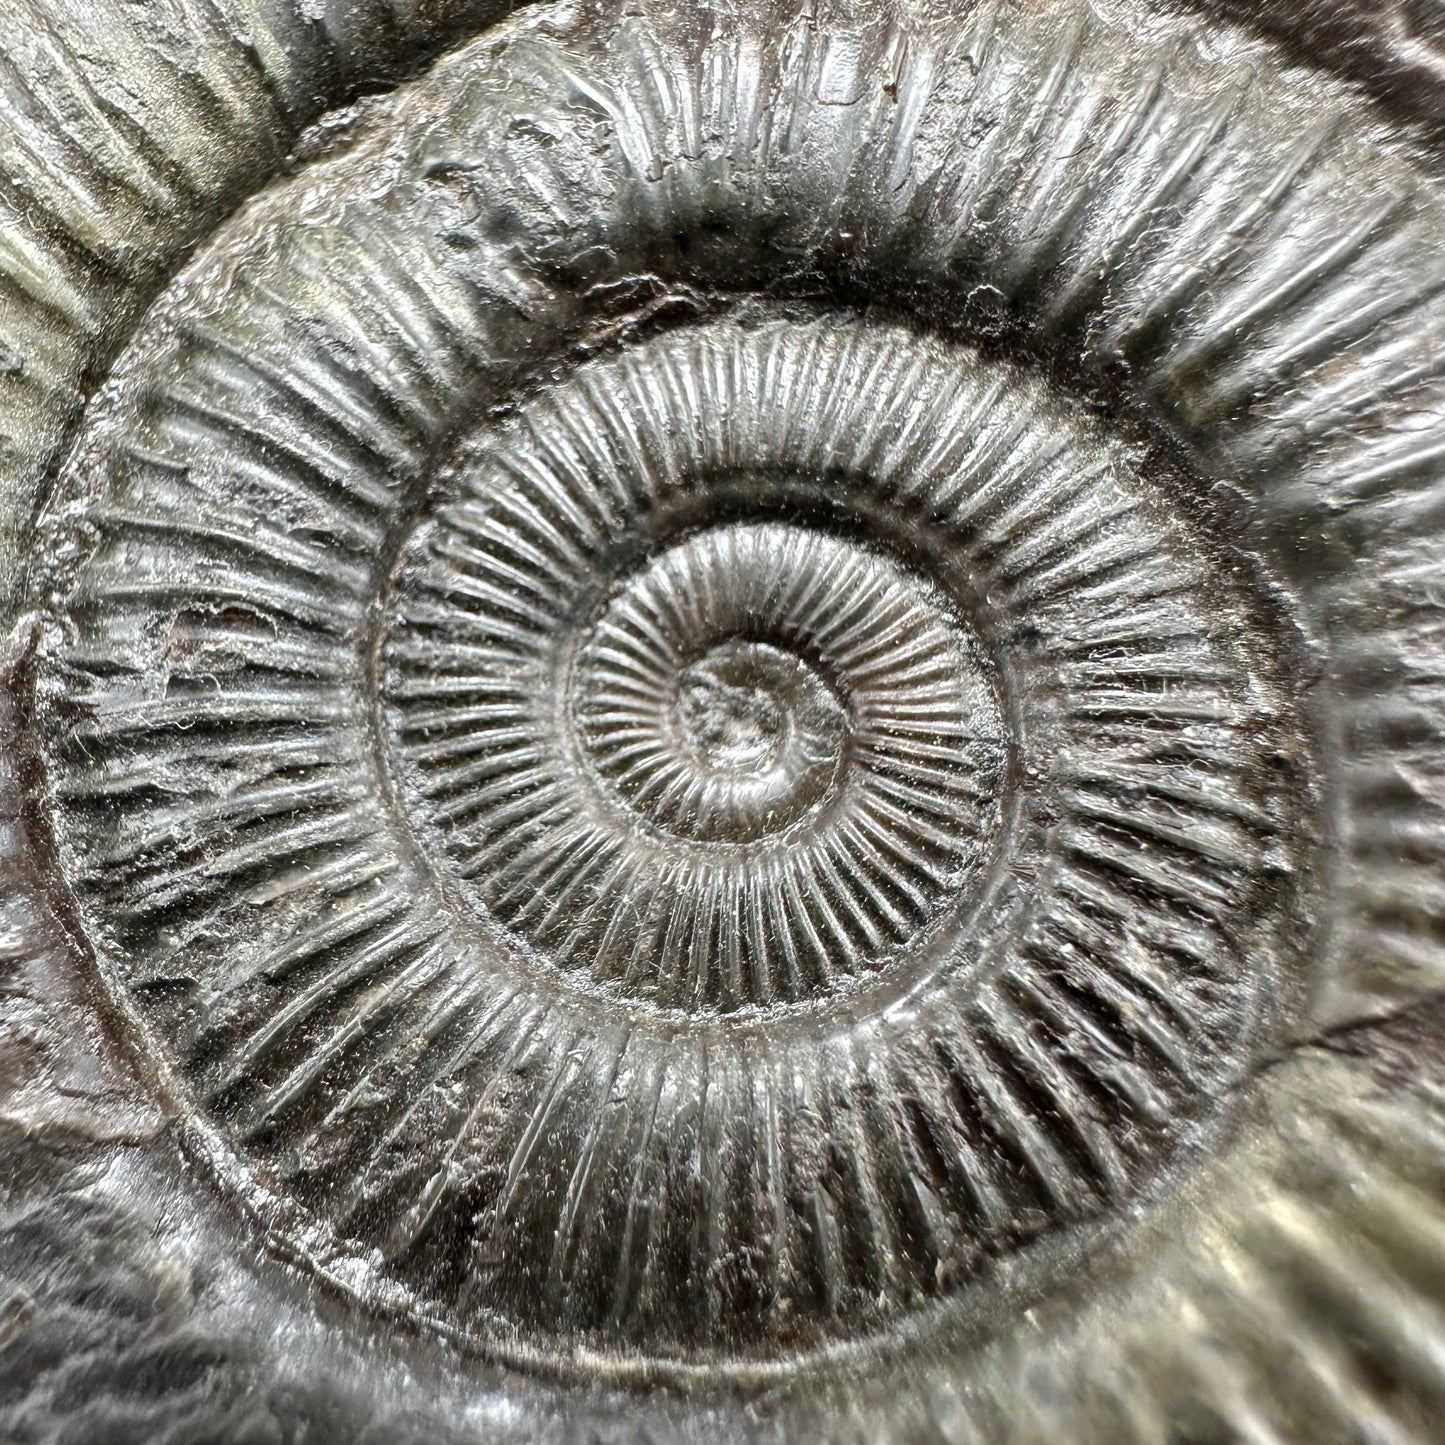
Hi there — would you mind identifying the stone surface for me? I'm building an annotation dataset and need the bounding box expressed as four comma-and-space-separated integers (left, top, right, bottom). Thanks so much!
2, 0, 1445, 1440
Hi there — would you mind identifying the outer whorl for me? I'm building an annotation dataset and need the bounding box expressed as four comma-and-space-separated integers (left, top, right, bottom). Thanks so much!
3, 0, 1445, 1440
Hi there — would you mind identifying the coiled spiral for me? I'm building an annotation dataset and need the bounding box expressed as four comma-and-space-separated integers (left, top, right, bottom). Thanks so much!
8, 0, 1445, 1437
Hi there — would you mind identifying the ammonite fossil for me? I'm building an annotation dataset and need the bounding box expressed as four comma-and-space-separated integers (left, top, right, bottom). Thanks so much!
2, 0, 1445, 1439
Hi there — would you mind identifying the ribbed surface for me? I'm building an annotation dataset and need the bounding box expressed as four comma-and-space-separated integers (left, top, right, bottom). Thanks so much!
40, 308, 1301, 1358
12, 0, 1445, 1428
0, 0, 517, 603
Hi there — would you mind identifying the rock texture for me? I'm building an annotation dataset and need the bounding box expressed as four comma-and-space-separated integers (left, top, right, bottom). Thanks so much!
3, 0, 1445, 1440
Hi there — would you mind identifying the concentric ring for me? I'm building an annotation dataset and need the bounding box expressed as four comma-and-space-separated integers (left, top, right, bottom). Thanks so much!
29, 0, 1445, 1413
36, 297, 1308, 1363
388, 494, 1006, 1012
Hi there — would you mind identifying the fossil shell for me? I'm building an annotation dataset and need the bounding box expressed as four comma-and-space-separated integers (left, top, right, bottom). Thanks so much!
2, 0, 1445, 1439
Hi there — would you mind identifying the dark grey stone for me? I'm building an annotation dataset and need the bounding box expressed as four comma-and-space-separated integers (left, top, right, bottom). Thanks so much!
3, 1, 1445, 1440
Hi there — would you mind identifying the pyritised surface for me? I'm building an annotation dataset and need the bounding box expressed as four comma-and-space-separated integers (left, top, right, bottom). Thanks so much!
38, 288, 1306, 1355
5, 0, 1445, 1438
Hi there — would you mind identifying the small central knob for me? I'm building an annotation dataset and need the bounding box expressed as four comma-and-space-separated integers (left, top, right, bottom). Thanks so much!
675, 641, 822, 778
678, 661, 785, 772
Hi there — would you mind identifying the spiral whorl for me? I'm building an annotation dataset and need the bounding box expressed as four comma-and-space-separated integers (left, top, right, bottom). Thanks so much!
10, 0, 1445, 1436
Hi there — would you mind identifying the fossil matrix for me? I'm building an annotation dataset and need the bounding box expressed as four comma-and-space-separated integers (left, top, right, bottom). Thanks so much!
3, 1, 1445, 1441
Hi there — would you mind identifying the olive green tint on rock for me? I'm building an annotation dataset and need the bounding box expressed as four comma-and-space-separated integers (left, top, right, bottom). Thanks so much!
4, 0, 1445, 1440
